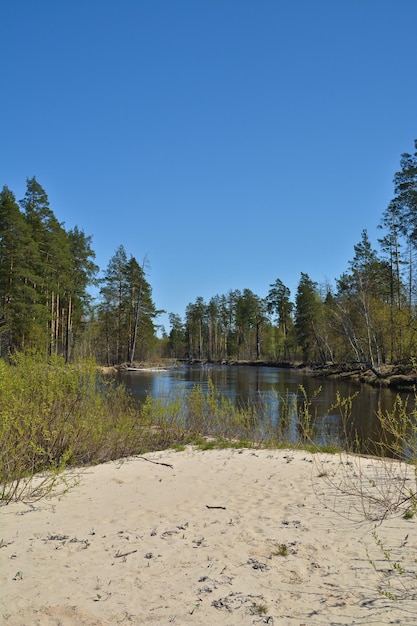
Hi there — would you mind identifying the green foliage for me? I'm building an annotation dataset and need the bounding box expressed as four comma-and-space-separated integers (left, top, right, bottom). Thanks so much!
235, 289, 265, 360
185, 296, 207, 360
367, 527, 410, 601
97, 246, 158, 365
0, 179, 98, 360
294, 273, 323, 363
166, 313, 186, 359
251, 602, 268, 616
273, 543, 288, 557
266, 278, 293, 359
376, 390, 417, 463
0, 352, 143, 504
3, 141, 417, 366
296, 384, 321, 441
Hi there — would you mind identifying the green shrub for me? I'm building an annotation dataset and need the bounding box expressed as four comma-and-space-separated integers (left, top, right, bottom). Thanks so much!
0, 353, 143, 504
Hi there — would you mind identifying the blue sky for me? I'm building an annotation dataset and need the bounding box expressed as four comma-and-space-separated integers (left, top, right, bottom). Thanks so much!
2, 1, 417, 334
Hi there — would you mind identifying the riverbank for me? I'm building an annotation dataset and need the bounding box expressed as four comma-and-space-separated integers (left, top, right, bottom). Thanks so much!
189, 359, 417, 390
2, 446, 416, 625
310, 362, 417, 389
99, 358, 417, 390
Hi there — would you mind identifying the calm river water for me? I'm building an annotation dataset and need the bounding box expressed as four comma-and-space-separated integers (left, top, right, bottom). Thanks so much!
115, 364, 413, 453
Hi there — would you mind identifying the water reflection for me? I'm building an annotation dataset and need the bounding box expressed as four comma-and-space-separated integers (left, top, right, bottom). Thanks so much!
116, 364, 413, 453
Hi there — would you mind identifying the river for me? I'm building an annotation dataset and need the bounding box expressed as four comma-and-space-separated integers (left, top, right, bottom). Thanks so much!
115, 364, 415, 454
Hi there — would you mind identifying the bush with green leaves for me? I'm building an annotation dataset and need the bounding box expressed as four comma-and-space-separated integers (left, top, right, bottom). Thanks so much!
0, 352, 146, 504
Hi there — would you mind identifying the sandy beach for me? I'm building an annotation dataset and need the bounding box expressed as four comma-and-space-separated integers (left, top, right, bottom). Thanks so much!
1, 446, 416, 625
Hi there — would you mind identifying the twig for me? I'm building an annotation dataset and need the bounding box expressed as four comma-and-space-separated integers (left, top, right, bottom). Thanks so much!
115, 549, 138, 558
135, 456, 173, 469
397, 490, 417, 508
206, 505, 226, 510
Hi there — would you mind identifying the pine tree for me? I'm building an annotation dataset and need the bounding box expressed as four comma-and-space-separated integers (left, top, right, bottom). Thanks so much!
167, 313, 186, 359
266, 278, 293, 359
0, 186, 38, 354
65, 227, 98, 360
20, 177, 73, 354
295, 273, 323, 362
235, 289, 264, 360
125, 256, 158, 363
98, 246, 158, 364
185, 297, 206, 360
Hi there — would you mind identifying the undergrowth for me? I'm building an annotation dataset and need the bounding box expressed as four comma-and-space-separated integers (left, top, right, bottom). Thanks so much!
0, 352, 150, 503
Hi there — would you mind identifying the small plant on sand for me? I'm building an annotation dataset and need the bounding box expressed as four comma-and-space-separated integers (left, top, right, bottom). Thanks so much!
251, 602, 268, 616
273, 543, 288, 557
403, 505, 416, 520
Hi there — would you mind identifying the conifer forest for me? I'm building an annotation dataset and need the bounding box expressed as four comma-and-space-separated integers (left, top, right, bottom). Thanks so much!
1, 141, 417, 370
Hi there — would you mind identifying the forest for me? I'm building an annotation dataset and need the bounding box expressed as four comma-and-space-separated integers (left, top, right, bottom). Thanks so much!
1, 140, 417, 370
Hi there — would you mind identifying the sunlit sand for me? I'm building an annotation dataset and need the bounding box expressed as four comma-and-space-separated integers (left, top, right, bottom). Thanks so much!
2, 447, 416, 625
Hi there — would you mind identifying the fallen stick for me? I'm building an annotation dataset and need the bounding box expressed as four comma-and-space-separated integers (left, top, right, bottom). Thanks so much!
206, 505, 226, 510
135, 456, 174, 469
115, 549, 138, 558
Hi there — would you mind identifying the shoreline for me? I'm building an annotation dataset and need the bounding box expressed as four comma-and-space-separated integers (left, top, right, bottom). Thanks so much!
2, 446, 416, 625
101, 360, 417, 390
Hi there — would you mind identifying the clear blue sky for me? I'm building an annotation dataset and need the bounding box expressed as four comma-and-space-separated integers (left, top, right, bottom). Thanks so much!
2, 1, 417, 334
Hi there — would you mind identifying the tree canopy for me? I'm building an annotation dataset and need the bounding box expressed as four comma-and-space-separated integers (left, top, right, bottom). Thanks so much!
3, 141, 417, 367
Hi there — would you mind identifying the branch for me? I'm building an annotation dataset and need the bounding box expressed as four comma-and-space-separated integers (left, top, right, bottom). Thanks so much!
135, 456, 174, 469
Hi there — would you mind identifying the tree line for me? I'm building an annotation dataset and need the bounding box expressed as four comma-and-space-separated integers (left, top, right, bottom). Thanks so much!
1, 140, 417, 368
166, 140, 417, 370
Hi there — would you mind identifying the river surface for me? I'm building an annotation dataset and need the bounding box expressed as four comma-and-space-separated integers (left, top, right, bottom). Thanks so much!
115, 364, 414, 453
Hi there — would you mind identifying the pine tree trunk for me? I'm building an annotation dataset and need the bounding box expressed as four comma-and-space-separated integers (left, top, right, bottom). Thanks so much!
65, 294, 72, 362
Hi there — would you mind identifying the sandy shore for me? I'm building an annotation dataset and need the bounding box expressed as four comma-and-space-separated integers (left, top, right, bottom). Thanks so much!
1, 447, 416, 625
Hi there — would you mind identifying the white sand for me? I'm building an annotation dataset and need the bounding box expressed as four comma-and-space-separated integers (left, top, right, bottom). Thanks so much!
1, 447, 416, 625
